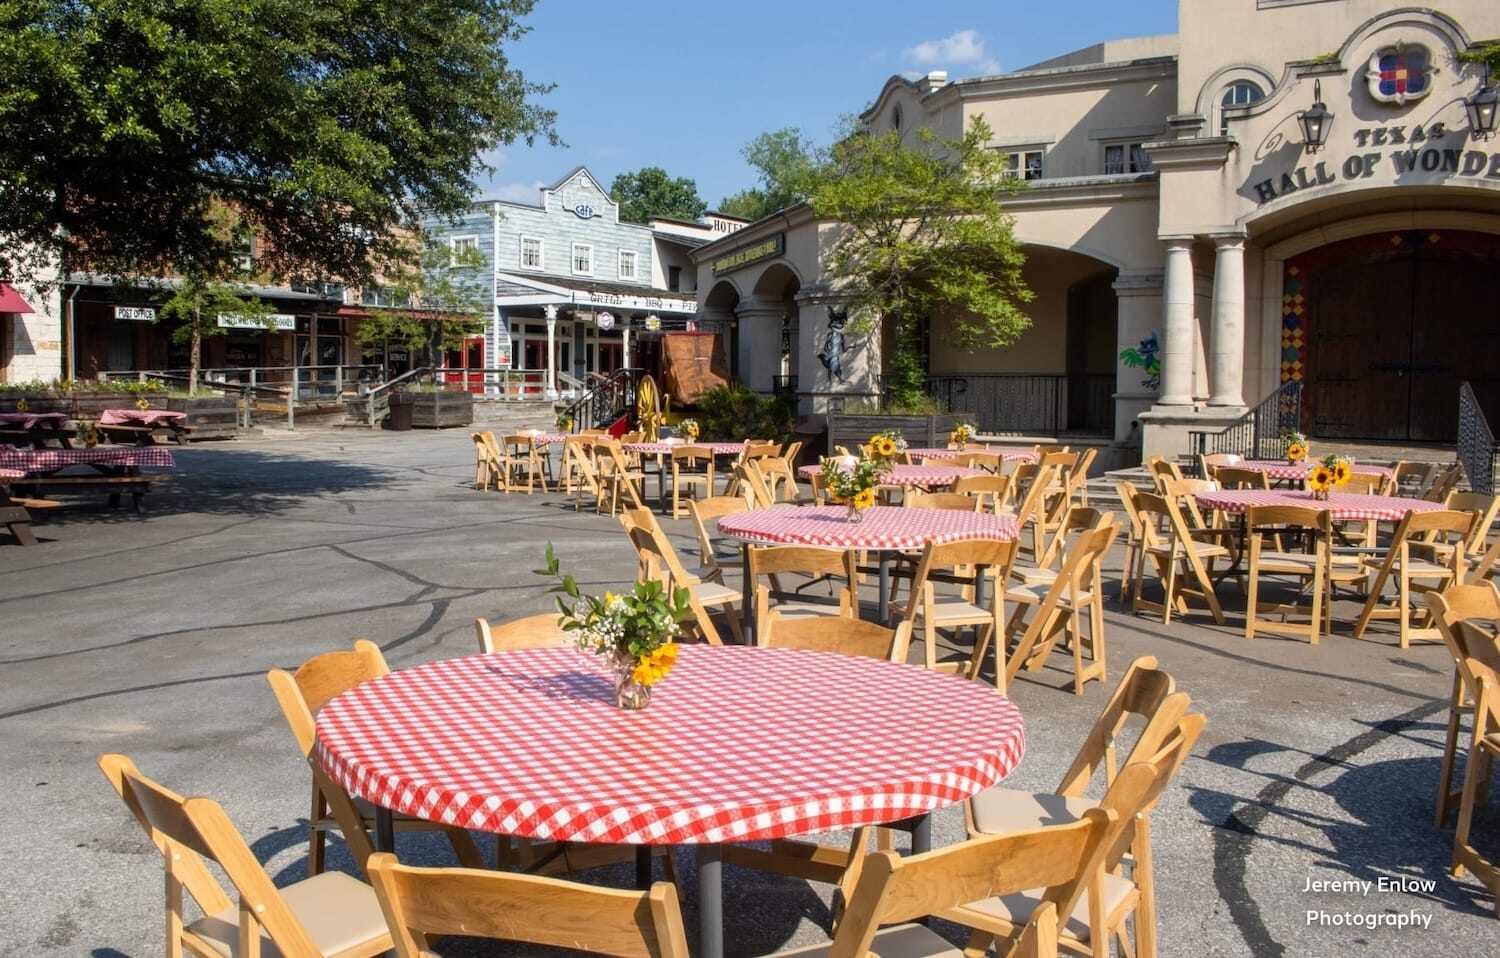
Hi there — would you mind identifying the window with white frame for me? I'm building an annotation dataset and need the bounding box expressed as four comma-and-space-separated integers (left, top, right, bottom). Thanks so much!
1103, 143, 1152, 175
1003, 150, 1044, 181
618, 249, 637, 280
520, 236, 544, 270
1219, 80, 1266, 136
572, 243, 593, 276
450, 235, 479, 265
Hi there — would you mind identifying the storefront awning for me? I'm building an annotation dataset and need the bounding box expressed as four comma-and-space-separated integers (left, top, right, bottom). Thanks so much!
494, 272, 698, 315
0, 283, 34, 314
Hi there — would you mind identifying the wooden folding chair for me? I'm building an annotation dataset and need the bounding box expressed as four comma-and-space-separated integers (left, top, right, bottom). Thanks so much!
1214, 466, 1271, 491
475, 612, 571, 654
1069, 448, 1097, 507
1392, 460, 1435, 497
668, 444, 715, 519
993, 522, 1118, 695
502, 434, 548, 493
760, 611, 911, 661
1132, 490, 1228, 625
367, 852, 690, 958
1447, 491, 1500, 559
267, 642, 485, 876
1352, 509, 1472, 648
560, 435, 601, 509
894, 537, 1017, 675
98, 754, 394, 958
1426, 462, 1464, 503
905, 489, 983, 511
1425, 585, 1500, 827
471, 431, 499, 491
622, 508, 741, 645
1145, 456, 1184, 493
737, 460, 776, 508
954, 713, 1207, 958
960, 451, 1005, 473
597, 439, 649, 516
1115, 482, 1149, 606
953, 473, 1012, 514
687, 496, 750, 579
1012, 463, 1060, 561
1242, 505, 1331, 644
748, 545, 859, 626
1452, 620, 1500, 915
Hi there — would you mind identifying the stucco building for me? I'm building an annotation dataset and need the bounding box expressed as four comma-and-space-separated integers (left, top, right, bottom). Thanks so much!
693, 1, 1500, 457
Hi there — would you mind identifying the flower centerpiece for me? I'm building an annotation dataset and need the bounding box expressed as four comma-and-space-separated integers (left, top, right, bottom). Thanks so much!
556, 411, 575, 433
1307, 454, 1351, 501
678, 418, 701, 442
868, 430, 906, 464
949, 422, 976, 449
1283, 431, 1309, 465
536, 543, 693, 710
820, 456, 889, 523
135, 396, 152, 411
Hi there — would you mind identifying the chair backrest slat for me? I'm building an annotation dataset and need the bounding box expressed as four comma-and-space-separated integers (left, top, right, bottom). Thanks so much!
476, 613, 572, 654
761, 613, 910, 661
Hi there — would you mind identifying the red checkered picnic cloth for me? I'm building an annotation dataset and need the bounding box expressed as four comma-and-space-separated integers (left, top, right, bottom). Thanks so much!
718, 504, 1019, 550
1237, 459, 1395, 481
0, 412, 69, 428
529, 432, 571, 448
0, 447, 176, 474
625, 441, 746, 456
1194, 488, 1445, 521
909, 447, 1036, 463
314, 645, 1024, 844
0, 468, 23, 481
98, 408, 187, 426
797, 463, 985, 489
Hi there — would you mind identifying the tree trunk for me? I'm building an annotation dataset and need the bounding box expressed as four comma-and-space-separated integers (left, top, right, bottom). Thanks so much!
190, 306, 202, 396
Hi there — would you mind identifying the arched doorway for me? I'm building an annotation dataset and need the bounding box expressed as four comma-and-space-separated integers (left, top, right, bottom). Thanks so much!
750, 264, 801, 389
702, 280, 740, 380
1289, 230, 1500, 441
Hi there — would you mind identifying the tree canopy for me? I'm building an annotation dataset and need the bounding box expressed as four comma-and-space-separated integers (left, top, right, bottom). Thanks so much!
717, 128, 823, 222
353, 232, 488, 369
609, 167, 706, 224
807, 117, 1032, 405
0, 0, 557, 284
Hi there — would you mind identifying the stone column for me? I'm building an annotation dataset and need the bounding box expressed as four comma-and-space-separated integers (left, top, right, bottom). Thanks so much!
1158, 238, 1197, 406
1208, 235, 1247, 407
622, 324, 632, 369
1112, 269, 1165, 442
736, 301, 786, 393
544, 305, 558, 399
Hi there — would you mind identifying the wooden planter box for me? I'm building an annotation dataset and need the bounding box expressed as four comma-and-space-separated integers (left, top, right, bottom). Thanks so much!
395, 389, 473, 429
71, 393, 139, 418
828, 413, 970, 453
0, 395, 73, 415
164, 396, 241, 440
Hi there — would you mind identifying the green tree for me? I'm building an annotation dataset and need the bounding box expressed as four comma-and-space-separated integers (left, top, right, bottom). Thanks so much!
609, 167, 706, 224
718, 128, 824, 221
1460, 43, 1500, 74
808, 117, 1032, 406
158, 280, 276, 397
0, 0, 557, 284
353, 233, 488, 370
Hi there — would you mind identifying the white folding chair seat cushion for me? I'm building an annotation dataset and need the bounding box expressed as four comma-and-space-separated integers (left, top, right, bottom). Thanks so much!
969, 787, 1094, 834
186, 871, 389, 958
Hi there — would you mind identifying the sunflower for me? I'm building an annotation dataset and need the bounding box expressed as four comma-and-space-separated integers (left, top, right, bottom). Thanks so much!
852, 487, 877, 511
632, 643, 679, 686
1308, 465, 1333, 492
872, 436, 897, 459
1331, 460, 1351, 485
135, 397, 151, 410
1286, 441, 1308, 462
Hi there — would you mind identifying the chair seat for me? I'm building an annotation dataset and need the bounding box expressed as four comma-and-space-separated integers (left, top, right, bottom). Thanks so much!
1013, 566, 1057, 586
770, 599, 845, 620
916, 595, 991, 623
1252, 551, 1321, 572
186, 870, 389, 958
1006, 582, 1093, 607
1360, 557, 1455, 577
1148, 541, 1229, 559
960, 871, 1135, 942
969, 787, 1093, 835
774, 923, 961, 958
694, 581, 740, 606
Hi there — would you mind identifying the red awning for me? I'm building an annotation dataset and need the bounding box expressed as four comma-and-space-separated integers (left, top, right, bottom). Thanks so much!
0, 283, 33, 314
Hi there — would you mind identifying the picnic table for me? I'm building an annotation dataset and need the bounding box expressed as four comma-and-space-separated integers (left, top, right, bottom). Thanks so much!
0, 411, 75, 449
718, 504, 1020, 636
0, 446, 176, 513
0, 466, 52, 545
96, 408, 191, 445
315, 644, 1026, 958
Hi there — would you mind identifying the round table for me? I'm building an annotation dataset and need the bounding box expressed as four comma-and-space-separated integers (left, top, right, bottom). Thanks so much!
1229, 459, 1395, 483
797, 462, 985, 490
1193, 488, 1443, 521
909, 447, 1036, 463
315, 644, 1025, 958
718, 504, 1020, 631
624, 441, 746, 456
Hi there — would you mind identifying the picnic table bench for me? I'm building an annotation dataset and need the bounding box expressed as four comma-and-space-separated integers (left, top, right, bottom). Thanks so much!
95, 409, 192, 446
0, 447, 177, 514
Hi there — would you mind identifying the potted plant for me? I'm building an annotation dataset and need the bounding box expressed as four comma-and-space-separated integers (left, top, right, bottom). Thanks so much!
537, 544, 694, 710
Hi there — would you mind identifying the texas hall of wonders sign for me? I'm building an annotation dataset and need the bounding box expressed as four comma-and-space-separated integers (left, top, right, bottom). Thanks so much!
1249, 123, 1500, 205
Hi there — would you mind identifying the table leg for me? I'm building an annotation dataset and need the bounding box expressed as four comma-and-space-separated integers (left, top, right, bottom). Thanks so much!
697, 843, 723, 958
911, 813, 932, 855
740, 543, 756, 646
375, 806, 395, 853
877, 555, 891, 624
635, 844, 652, 889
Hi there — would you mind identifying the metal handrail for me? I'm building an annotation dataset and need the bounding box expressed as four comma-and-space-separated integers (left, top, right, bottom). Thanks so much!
1458, 381, 1496, 495
1187, 380, 1303, 468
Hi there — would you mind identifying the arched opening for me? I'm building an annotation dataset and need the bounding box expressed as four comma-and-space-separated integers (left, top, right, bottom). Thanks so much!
703, 279, 741, 381
749, 264, 802, 391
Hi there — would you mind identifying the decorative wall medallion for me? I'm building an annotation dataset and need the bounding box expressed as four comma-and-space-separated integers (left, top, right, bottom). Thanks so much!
1366, 42, 1436, 106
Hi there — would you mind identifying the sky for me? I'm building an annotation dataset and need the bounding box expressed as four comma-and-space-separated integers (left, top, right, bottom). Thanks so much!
481, 0, 1179, 210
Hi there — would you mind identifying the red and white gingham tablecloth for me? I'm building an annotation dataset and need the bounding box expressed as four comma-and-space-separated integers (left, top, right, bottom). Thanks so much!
625, 441, 747, 456
908, 447, 1036, 464
0, 468, 23, 481
527, 432, 571, 448
0, 412, 70, 428
1234, 459, 1395, 481
315, 645, 1025, 845
0, 447, 176, 474
797, 462, 985, 489
98, 408, 188, 427
718, 504, 1019, 550
1194, 488, 1444, 522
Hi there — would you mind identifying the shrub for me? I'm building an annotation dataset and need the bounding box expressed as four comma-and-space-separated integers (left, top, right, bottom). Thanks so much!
696, 385, 795, 442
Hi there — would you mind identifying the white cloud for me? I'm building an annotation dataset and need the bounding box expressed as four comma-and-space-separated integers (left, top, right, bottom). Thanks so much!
905, 29, 1000, 74
489, 179, 547, 204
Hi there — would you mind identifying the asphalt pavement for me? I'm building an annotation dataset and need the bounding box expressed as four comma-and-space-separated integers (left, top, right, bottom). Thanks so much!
0, 428, 1495, 957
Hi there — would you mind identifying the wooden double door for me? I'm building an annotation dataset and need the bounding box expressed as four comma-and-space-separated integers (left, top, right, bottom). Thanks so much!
1304, 231, 1500, 442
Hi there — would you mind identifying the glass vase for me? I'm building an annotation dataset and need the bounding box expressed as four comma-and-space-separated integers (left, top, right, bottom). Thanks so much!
846, 503, 865, 524
610, 654, 652, 711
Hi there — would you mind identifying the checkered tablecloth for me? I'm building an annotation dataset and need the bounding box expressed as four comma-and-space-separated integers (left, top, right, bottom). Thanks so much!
718, 504, 1019, 550
625, 441, 746, 456
0, 468, 23, 481
0, 412, 69, 428
0, 447, 176, 474
1194, 488, 1444, 521
98, 408, 187, 426
1236, 459, 1395, 481
909, 447, 1036, 463
528, 432, 571, 448
798, 463, 985, 489
315, 645, 1025, 845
